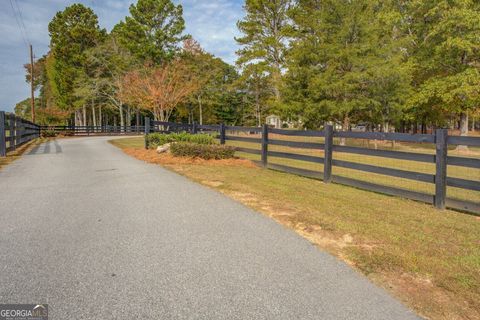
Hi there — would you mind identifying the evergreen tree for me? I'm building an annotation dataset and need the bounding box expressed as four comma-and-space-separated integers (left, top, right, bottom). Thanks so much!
48, 4, 105, 123
236, 0, 294, 112
285, 0, 411, 131
113, 0, 188, 64
407, 0, 480, 137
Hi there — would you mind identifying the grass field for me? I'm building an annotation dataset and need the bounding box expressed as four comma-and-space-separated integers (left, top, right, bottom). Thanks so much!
111, 136, 479, 320
222, 132, 479, 204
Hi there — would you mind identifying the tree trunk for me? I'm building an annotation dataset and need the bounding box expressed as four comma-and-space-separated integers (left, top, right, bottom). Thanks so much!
119, 104, 124, 129
456, 111, 469, 151
82, 105, 87, 127
98, 106, 102, 128
253, 88, 261, 127
75, 110, 82, 126
340, 114, 350, 146
272, 68, 281, 101
198, 95, 203, 125
92, 104, 97, 129
460, 112, 468, 136
383, 118, 390, 133
136, 109, 140, 128
127, 106, 131, 127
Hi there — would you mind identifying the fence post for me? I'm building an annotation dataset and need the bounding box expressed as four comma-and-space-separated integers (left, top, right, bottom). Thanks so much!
324, 124, 334, 183
9, 114, 16, 150
219, 123, 226, 145
0, 112, 6, 157
144, 117, 151, 149
261, 124, 269, 167
434, 129, 448, 210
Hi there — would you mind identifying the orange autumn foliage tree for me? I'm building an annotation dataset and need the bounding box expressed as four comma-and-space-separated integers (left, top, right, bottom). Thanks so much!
119, 59, 200, 122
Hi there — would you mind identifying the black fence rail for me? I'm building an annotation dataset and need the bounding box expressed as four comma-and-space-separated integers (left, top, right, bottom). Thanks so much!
0, 111, 40, 157
146, 119, 480, 215
41, 125, 145, 136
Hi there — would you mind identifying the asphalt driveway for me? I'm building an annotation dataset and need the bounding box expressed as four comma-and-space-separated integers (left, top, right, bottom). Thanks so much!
0, 137, 419, 319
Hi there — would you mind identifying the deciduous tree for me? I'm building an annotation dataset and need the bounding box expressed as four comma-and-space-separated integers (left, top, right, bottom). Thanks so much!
120, 59, 199, 122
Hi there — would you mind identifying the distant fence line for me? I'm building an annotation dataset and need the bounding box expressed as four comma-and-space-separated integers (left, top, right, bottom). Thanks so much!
146, 119, 480, 215
1, 113, 478, 215
40, 125, 145, 136
0, 110, 145, 156
0, 111, 40, 156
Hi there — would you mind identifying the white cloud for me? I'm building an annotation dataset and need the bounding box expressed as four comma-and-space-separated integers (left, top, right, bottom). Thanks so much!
178, 0, 244, 63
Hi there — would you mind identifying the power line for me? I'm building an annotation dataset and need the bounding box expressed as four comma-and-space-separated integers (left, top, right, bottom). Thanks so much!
9, 0, 35, 122
13, 0, 30, 44
8, 0, 29, 47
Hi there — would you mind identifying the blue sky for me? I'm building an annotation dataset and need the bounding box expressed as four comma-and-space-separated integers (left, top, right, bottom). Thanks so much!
0, 0, 245, 111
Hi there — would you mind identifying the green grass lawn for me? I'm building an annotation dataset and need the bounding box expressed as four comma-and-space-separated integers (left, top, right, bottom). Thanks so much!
224, 133, 479, 204
111, 136, 480, 320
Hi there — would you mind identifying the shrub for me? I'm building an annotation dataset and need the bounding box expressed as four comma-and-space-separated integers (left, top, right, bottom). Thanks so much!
170, 142, 235, 160
176, 132, 216, 145
41, 130, 58, 138
146, 132, 216, 149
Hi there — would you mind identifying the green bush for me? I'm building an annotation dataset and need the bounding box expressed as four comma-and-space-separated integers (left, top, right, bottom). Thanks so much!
41, 130, 58, 138
146, 132, 216, 149
170, 142, 235, 160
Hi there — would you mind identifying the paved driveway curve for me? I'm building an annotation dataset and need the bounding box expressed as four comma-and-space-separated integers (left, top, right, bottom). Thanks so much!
0, 137, 419, 319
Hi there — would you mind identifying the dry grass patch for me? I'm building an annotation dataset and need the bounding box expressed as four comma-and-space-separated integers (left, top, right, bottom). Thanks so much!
110, 137, 480, 320
120, 147, 256, 168
0, 138, 47, 171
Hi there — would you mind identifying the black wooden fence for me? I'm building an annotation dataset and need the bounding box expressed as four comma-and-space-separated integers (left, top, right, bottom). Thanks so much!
40, 125, 145, 136
0, 111, 40, 157
146, 119, 480, 215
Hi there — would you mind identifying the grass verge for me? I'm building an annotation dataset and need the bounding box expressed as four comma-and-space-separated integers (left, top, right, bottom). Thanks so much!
110, 137, 480, 320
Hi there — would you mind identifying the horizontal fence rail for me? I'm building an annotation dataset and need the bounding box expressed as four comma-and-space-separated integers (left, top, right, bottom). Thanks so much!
5, 113, 476, 215
147, 119, 480, 215
0, 111, 40, 156
41, 125, 145, 135
334, 131, 435, 143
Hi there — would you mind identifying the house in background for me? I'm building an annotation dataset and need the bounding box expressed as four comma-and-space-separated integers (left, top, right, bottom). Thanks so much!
266, 115, 282, 128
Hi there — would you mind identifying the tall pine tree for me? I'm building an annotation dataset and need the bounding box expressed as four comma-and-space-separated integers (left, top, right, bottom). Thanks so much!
113, 0, 188, 64
285, 0, 411, 131
407, 0, 480, 137
48, 4, 105, 124
236, 0, 294, 117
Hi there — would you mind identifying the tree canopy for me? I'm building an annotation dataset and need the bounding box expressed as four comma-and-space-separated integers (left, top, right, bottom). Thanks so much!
113, 0, 188, 64
16, 0, 480, 135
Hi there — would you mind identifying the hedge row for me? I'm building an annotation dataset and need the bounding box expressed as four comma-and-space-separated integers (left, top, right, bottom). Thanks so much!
147, 132, 216, 148
41, 130, 59, 138
170, 142, 235, 160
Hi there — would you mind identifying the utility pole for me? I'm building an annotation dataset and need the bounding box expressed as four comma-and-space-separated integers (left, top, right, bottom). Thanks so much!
30, 44, 35, 123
